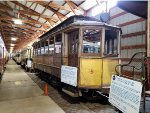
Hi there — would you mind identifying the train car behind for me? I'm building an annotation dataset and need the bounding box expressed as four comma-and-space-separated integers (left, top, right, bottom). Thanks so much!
20, 47, 33, 71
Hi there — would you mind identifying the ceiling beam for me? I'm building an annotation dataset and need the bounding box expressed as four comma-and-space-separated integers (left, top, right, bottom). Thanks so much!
2, 25, 35, 34
11, 1, 59, 22
2, 30, 32, 37
36, 1, 71, 12
18, 10, 59, 21
0, 16, 50, 28
69, 1, 85, 13
0, 3, 51, 29
0, 3, 12, 11
0, 22, 46, 31
66, 0, 77, 15
37, 2, 67, 21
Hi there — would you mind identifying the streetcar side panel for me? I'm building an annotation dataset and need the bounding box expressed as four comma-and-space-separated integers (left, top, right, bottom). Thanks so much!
79, 58, 102, 88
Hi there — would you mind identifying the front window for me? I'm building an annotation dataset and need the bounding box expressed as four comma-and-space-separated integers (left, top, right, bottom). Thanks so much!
82, 29, 101, 54
37, 43, 40, 55
104, 30, 118, 55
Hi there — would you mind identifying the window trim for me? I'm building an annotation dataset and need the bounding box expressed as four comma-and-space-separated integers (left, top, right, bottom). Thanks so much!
103, 28, 120, 57
81, 27, 102, 56
44, 38, 49, 55
54, 33, 62, 54
49, 36, 55, 55
67, 29, 79, 55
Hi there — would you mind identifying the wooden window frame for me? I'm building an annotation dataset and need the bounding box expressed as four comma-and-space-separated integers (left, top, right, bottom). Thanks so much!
103, 28, 120, 57
81, 27, 103, 57
49, 36, 54, 55
54, 33, 62, 54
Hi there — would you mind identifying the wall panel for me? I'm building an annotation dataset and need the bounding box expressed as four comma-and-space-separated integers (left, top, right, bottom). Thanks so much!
110, 7, 146, 60
109, 7, 146, 77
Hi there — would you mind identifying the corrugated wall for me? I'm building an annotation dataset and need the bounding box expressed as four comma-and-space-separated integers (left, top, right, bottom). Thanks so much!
109, 6, 146, 65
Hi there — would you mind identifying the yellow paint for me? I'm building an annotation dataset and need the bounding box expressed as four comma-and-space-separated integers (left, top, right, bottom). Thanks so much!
79, 58, 102, 88
102, 59, 118, 87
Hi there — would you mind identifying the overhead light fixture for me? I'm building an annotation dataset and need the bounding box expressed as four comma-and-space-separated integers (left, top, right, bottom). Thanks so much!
10, 46, 13, 49
11, 37, 17, 41
14, 19, 23, 25
10, 44, 15, 46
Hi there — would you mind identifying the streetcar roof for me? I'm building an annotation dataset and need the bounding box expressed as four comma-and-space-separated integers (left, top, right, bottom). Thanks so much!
71, 20, 120, 29
33, 15, 121, 45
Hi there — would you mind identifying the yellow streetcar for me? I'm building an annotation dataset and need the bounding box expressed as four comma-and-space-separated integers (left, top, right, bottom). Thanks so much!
32, 15, 121, 97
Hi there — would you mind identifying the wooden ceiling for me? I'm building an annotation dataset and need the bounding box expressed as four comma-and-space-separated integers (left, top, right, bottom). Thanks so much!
0, 0, 99, 52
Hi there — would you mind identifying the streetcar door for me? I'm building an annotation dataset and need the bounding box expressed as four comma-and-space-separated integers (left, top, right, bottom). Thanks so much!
68, 30, 79, 67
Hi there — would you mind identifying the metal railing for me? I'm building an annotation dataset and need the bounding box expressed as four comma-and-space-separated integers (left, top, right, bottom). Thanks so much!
115, 51, 147, 113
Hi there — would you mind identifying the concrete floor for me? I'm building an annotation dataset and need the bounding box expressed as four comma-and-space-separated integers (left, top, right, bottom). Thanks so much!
0, 60, 65, 113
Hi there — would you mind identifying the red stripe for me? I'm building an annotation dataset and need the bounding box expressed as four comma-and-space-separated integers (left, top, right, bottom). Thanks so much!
110, 11, 127, 19
121, 70, 142, 76
121, 58, 143, 62
118, 18, 145, 27
121, 44, 146, 50
122, 31, 146, 38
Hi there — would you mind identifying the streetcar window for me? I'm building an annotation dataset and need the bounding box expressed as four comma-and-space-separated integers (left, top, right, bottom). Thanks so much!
55, 34, 62, 54
49, 37, 54, 54
37, 43, 41, 55
34, 45, 37, 56
35, 45, 38, 56
45, 39, 49, 54
104, 30, 118, 55
41, 41, 45, 55
82, 29, 101, 54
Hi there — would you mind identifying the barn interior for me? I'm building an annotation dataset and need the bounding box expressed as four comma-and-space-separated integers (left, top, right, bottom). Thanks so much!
0, 0, 149, 113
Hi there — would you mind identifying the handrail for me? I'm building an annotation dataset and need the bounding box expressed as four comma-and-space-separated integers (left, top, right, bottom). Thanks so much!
115, 51, 146, 76
114, 51, 147, 113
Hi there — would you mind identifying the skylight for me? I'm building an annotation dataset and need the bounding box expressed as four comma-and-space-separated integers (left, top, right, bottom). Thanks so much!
92, 0, 118, 16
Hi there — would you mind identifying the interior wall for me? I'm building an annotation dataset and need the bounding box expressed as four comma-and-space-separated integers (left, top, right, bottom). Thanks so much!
109, 6, 146, 65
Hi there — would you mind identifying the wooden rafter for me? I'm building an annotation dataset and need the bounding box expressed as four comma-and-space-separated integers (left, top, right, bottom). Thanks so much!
18, 10, 59, 21
2, 26, 35, 34
0, 1, 86, 51
0, 22, 45, 31
37, 2, 67, 21
0, 3, 12, 11
69, 1, 85, 13
36, 1, 71, 12
0, 16, 50, 28
0, 3, 51, 29
66, 0, 77, 15
11, 1, 59, 22
2, 29, 32, 37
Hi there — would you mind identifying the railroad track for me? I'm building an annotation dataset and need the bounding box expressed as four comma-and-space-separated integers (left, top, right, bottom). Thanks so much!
27, 72, 116, 113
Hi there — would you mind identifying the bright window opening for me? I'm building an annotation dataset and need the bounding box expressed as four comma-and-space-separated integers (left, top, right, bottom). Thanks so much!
92, 0, 118, 16
82, 29, 101, 54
